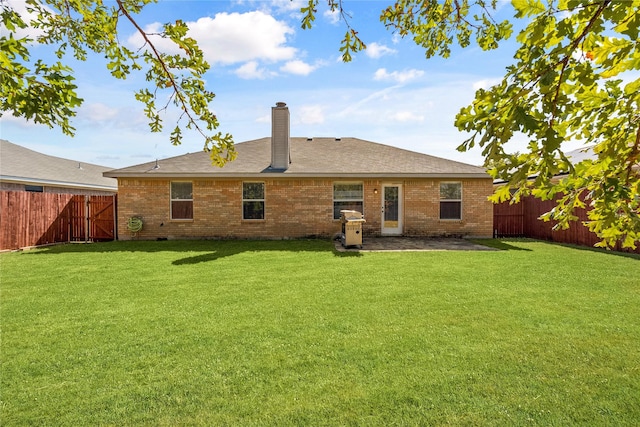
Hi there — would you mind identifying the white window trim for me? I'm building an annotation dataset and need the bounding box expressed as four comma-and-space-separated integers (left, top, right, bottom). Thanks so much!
170, 181, 193, 221
242, 181, 265, 220
439, 181, 463, 221
333, 181, 364, 220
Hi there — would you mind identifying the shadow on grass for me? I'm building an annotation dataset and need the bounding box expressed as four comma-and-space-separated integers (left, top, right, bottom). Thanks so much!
13, 237, 637, 262
171, 240, 363, 264
474, 238, 640, 259
552, 241, 640, 260
470, 239, 533, 251
16, 238, 363, 263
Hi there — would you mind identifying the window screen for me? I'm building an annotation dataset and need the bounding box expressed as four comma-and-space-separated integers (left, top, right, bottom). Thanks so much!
440, 182, 462, 220
243, 182, 265, 220
171, 182, 193, 220
333, 183, 363, 219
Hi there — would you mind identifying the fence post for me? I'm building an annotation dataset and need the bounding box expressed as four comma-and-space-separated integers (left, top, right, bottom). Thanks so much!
85, 195, 90, 242
113, 195, 118, 241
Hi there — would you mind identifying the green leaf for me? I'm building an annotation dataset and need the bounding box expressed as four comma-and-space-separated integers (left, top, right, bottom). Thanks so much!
624, 79, 640, 96
512, 0, 546, 18
513, 106, 539, 132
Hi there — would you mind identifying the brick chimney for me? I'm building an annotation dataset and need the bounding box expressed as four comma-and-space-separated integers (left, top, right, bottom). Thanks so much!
271, 102, 290, 170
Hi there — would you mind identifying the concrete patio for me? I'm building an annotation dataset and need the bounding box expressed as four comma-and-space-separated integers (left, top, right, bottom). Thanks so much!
334, 236, 496, 252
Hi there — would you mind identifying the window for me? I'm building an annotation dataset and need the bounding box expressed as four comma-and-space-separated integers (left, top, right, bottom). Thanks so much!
440, 182, 462, 220
333, 182, 363, 219
25, 185, 44, 192
171, 181, 193, 220
243, 182, 265, 220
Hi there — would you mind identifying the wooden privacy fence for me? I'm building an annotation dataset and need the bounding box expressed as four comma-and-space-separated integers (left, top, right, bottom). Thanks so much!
494, 195, 640, 254
0, 192, 116, 251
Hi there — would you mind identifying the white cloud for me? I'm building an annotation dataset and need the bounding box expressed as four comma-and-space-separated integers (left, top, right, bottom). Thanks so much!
338, 86, 399, 117
128, 11, 297, 66
472, 78, 502, 90
3, 0, 48, 40
127, 22, 171, 52
270, 0, 305, 13
0, 114, 38, 129
81, 103, 120, 122
235, 61, 270, 79
323, 8, 341, 25
236, 0, 305, 20
298, 105, 325, 125
280, 60, 318, 75
390, 111, 424, 123
373, 68, 424, 84
365, 42, 397, 59
256, 114, 271, 124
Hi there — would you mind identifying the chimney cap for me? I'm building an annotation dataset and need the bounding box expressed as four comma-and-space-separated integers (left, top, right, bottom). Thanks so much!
275, 101, 287, 108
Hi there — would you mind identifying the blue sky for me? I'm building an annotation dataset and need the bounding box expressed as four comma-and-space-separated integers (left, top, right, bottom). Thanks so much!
1, 0, 524, 168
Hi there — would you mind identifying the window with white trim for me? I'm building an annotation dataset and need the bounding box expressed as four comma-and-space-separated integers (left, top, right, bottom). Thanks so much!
333, 182, 363, 219
171, 181, 193, 220
440, 182, 462, 220
243, 182, 265, 220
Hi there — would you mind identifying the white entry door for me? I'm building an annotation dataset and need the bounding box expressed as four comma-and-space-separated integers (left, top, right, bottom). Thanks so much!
381, 184, 402, 235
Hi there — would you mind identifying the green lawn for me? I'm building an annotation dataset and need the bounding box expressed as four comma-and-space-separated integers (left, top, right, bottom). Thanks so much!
1, 239, 639, 426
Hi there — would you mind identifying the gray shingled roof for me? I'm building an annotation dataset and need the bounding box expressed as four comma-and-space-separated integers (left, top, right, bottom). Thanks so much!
566, 145, 596, 163
104, 137, 489, 179
0, 139, 117, 191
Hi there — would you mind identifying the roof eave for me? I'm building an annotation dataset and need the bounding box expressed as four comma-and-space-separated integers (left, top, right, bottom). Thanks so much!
0, 175, 118, 191
104, 172, 490, 179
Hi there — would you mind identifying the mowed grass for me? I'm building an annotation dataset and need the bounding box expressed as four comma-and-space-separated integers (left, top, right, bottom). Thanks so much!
1, 239, 639, 426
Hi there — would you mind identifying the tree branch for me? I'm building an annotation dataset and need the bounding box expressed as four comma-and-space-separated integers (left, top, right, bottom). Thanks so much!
549, 0, 611, 126
115, 0, 208, 140
627, 123, 640, 185
549, 56, 569, 128
499, 0, 611, 128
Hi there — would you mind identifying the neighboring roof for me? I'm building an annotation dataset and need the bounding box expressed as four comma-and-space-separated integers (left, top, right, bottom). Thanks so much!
565, 145, 596, 163
0, 139, 117, 191
104, 137, 489, 179
492, 145, 605, 185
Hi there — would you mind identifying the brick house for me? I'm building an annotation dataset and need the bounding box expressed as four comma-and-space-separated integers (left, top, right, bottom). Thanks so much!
104, 103, 493, 240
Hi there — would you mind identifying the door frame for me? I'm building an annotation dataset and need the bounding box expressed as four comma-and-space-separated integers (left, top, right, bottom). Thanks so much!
381, 183, 403, 235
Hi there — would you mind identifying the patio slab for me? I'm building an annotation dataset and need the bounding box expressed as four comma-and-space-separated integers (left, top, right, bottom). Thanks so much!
334, 237, 496, 252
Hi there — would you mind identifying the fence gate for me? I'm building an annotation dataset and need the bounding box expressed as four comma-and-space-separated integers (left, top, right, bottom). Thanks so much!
0, 192, 116, 250
70, 195, 86, 241
89, 195, 116, 241
493, 200, 524, 237
70, 195, 116, 242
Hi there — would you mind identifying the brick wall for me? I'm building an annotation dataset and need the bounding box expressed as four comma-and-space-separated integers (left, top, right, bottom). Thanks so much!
403, 179, 493, 238
116, 177, 493, 240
